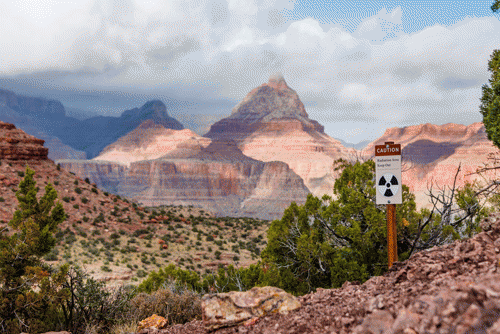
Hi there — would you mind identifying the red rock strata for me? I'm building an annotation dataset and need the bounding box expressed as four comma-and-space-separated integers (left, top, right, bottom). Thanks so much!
0, 121, 48, 160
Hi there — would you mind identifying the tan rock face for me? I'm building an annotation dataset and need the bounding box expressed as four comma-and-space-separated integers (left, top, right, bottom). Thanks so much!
95, 120, 210, 166
361, 122, 500, 209
241, 125, 357, 197
56, 159, 127, 193
201, 286, 301, 330
0, 121, 49, 160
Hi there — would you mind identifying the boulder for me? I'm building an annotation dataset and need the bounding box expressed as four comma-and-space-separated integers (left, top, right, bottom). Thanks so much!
201, 286, 301, 330
137, 314, 168, 332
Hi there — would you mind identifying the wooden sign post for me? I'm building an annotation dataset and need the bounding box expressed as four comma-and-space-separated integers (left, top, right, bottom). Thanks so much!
375, 141, 402, 269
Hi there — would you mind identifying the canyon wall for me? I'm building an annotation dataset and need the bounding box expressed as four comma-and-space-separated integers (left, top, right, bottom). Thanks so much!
58, 140, 310, 220
361, 122, 500, 209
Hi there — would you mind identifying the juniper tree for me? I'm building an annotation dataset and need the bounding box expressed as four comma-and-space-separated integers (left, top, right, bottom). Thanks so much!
261, 159, 483, 295
0, 165, 67, 333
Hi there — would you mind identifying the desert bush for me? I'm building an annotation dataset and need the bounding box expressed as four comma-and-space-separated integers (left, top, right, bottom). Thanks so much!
62, 196, 71, 203
81, 197, 88, 204
128, 285, 202, 325
91, 187, 98, 194
73, 204, 79, 209
0, 197, 4, 202
59, 266, 134, 334
101, 265, 112, 272
75, 187, 82, 194
74, 180, 79, 185
84, 177, 90, 184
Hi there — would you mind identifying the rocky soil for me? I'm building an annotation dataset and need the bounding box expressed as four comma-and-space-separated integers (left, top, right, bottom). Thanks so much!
145, 213, 500, 334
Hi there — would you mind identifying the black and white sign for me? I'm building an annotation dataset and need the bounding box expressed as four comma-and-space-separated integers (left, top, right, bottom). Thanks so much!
375, 143, 402, 204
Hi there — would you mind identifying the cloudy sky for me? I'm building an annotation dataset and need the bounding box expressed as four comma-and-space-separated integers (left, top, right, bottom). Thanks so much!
1, 0, 499, 143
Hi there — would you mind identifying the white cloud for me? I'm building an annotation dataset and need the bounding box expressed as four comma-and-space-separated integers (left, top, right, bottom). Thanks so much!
0, 0, 498, 142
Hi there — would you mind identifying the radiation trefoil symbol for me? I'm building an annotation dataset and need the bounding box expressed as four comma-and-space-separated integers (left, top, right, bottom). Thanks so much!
378, 173, 399, 198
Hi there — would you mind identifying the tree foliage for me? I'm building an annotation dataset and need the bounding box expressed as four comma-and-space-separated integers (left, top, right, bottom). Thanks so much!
492, 0, 500, 12
260, 159, 485, 295
480, 37, 500, 149
0, 165, 67, 333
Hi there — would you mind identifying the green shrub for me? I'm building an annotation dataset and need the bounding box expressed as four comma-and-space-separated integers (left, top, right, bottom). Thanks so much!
0, 166, 67, 333
110, 232, 120, 239
75, 187, 82, 194
91, 187, 98, 194
74, 180, 79, 185
0, 197, 4, 202
54, 180, 59, 185
214, 250, 221, 259
84, 177, 90, 184
60, 266, 134, 334
73, 204, 79, 209
101, 265, 112, 272
17, 171, 24, 177
81, 197, 88, 204
57, 163, 61, 170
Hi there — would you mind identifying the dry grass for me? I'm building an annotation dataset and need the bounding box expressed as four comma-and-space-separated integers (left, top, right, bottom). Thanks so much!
127, 285, 202, 325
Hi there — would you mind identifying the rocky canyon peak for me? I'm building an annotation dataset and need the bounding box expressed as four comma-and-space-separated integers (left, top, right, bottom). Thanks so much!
205, 75, 357, 197
228, 73, 310, 121
206, 74, 324, 142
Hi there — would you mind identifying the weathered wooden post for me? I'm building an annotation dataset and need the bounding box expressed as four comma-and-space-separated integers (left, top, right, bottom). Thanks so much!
375, 141, 402, 269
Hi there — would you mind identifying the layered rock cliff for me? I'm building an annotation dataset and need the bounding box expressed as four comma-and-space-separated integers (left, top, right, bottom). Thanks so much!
0, 121, 49, 160
205, 74, 357, 196
361, 122, 500, 208
58, 139, 310, 220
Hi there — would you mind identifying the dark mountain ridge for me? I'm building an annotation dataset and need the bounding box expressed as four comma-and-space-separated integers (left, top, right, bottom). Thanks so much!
0, 88, 184, 159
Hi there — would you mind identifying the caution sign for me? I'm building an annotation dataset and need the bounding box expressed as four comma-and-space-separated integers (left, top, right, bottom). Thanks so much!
375, 143, 402, 204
